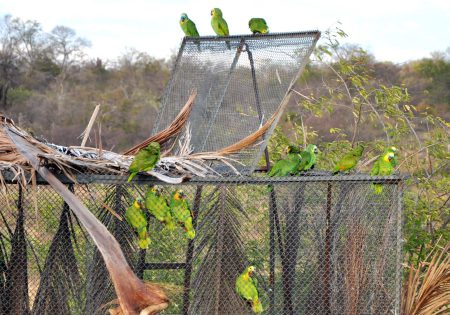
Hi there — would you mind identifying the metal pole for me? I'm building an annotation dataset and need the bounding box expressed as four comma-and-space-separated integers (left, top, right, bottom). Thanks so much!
182, 185, 203, 315
245, 44, 271, 170
324, 183, 332, 315
395, 183, 403, 315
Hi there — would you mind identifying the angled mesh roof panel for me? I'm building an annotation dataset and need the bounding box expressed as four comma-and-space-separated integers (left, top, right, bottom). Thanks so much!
153, 31, 320, 174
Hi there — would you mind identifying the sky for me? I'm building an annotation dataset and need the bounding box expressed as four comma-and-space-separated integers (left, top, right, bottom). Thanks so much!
1, 0, 449, 64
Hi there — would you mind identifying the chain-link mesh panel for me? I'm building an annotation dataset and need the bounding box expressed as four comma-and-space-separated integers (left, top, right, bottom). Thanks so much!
153, 32, 320, 173
0, 175, 402, 314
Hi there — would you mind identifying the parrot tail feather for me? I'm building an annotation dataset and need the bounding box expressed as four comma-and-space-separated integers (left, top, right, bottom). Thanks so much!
373, 183, 383, 195
138, 237, 151, 249
127, 172, 137, 183
252, 298, 263, 313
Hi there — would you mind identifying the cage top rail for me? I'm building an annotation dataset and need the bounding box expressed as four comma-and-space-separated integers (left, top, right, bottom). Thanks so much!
2, 171, 404, 186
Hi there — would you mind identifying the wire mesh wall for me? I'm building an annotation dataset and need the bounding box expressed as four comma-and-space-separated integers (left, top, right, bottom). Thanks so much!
153, 32, 320, 173
0, 174, 402, 315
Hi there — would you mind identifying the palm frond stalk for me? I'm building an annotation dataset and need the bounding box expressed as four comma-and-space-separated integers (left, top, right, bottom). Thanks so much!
84, 184, 138, 314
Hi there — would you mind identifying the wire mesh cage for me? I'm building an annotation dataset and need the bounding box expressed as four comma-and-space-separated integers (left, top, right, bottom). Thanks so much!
0, 174, 402, 315
153, 32, 320, 173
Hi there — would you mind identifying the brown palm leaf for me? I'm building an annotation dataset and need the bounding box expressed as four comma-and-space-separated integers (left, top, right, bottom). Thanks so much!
401, 241, 450, 315
123, 90, 197, 156
5, 126, 169, 314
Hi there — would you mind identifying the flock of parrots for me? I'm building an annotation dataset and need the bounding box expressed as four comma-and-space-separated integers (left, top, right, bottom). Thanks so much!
124, 140, 398, 313
116, 9, 398, 312
180, 8, 269, 40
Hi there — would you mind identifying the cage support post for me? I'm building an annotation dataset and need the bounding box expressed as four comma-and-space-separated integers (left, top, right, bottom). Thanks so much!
199, 39, 245, 151
323, 183, 332, 314
282, 183, 305, 315
395, 183, 403, 314
245, 44, 271, 169
246, 43, 284, 314
152, 39, 187, 134
182, 185, 203, 315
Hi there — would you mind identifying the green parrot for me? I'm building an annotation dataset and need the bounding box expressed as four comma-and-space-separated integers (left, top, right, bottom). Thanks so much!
179, 13, 199, 37
370, 151, 395, 194
332, 144, 365, 174
125, 197, 151, 249
268, 145, 302, 177
248, 18, 269, 34
211, 8, 231, 49
296, 144, 319, 173
385, 146, 399, 167
127, 142, 160, 182
145, 185, 176, 230
170, 189, 195, 240
179, 13, 201, 51
236, 266, 263, 313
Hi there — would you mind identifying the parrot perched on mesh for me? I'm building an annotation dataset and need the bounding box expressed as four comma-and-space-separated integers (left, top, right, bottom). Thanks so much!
370, 150, 395, 194
179, 13, 201, 50
248, 18, 269, 34
145, 185, 176, 230
268, 145, 302, 177
170, 189, 195, 240
296, 144, 319, 173
179, 13, 199, 37
127, 142, 160, 182
236, 266, 263, 313
211, 8, 230, 49
125, 197, 151, 249
332, 144, 365, 174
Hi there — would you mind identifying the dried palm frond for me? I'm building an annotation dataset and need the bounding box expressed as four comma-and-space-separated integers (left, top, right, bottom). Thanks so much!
123, 90, 197, 156
7, 129, 169, 315
401, 241, 450, 315
84, 185, 139, 314
98, 282, 168, 315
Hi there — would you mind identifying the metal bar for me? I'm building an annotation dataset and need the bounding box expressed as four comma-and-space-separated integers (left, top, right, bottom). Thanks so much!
268, 188, 276, 315
282, 183, 304, 315
183, 185, 203, 315
143, 262, 186, 270
245, 43, 271, 171
395, 183, 403, 315
323, 183, 332, 315
152, 38, 187, 134
183, 30, 321, 42
6, 171, 405, 186
199, 38, 246, 152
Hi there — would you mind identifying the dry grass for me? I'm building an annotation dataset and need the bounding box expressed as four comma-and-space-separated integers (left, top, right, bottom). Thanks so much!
401, 241, 450, 315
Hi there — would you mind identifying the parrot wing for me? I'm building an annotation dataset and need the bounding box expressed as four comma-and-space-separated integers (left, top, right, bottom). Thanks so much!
370, 159, 380, 176
297, 151, 312, 172
187, 20, 199, 36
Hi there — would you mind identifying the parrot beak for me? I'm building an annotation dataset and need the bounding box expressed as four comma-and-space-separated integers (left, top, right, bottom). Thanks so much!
314, 147, 319, 154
